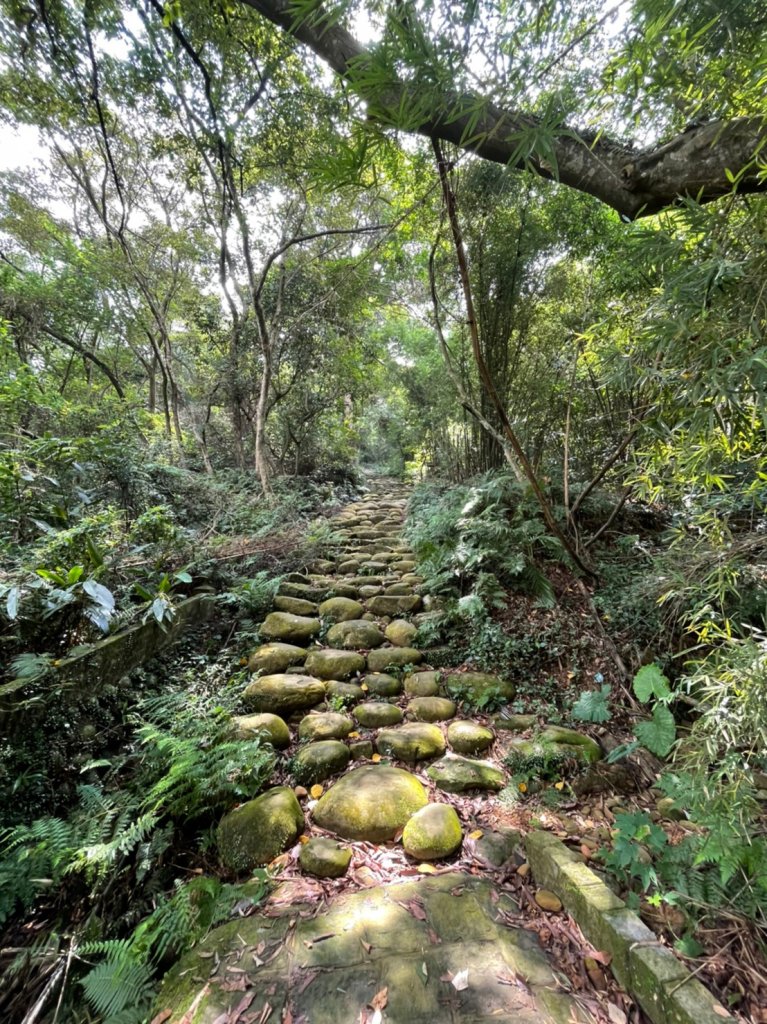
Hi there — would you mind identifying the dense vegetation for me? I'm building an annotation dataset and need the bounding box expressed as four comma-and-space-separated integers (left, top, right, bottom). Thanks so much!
0, 0, 765, 1020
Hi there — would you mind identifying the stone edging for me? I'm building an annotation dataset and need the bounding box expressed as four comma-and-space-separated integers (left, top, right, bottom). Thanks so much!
524, 831, 734, 1024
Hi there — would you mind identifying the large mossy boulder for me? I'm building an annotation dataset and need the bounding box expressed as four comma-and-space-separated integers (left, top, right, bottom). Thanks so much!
291, 741, 351, 785
319, 596, 365, 622
384, 619, 418, 647
367, 595, 422, 617
539, 725, 602, 764
376, 723, 446, 763
444, 671, 515, 704
273, 595, 318, 617
304, 648, 366, 680
363, 673, 402, 697
298, 712, 354, 742
404, 671, 441, 697
217, 787, 304, 872
407, 696, 456, 723
326, 680, 365, 706
259, 612, 320, 645
299, 837, 352, 878
354, 702, 404, 728
402, 804, 462, 861
232, 713, 291, 749
327, 619, 385, 649
366, 646, 423, 673
312, 765, 427, 841
248, 642, 306, 675
447, 720, 494, 755
243, 674, 326, 715
427, 754, 506, 793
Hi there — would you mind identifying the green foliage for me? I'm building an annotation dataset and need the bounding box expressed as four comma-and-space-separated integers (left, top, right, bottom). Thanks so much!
572, 684, 612, 723
405, 473, 565, 612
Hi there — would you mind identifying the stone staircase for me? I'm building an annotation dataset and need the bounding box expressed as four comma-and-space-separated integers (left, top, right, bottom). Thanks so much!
155, 480, 609, 1024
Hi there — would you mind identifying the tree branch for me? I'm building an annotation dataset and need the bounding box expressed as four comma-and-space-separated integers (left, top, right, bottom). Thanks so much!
239, 0, 767, 219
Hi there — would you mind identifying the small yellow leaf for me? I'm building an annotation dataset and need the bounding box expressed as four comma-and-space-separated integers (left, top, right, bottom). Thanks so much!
310, 784, 324, 799
417, 863, 438, 874
371, 753, 382, 763
239, 658, 247, 666
348, 731, 360, 739
298, 835, 310, 844
554, 781, 565, 791
518, 782, 527, 793
468, 829, 483, 840
567, 671, 575, 679
361, 683, 369, 691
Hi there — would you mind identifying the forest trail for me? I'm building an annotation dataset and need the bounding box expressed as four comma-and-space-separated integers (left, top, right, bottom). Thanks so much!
156, 481, 616, 1024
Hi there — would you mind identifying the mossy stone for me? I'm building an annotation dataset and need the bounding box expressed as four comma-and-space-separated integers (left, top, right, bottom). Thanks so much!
363, 673, 403, 697
273, 595, 318, 616
426, 754, 506, 793
349, 739, 374, 760
327, 619, 385, 649
367, 595, 422, 617
243, 674, 326, 715
326, 680, 365, 706
232, 712, 291, 749
248, 642, 306, 675
292, 741, 351, 785
385, 619, 418, 647
354, 702, 404, 728
304, 648, 366, 681
404, 671, 441, 697
447, 720, 495, 754
402, 803, 462, 861
259, 612, 321, 644
444, 671, 515, 703
313, 765, 427, 841
298, 712, 354, 742
299, 837, 352, 878
279, 581, 327, 602
217, 786, 304, 872
494, 713, 537, 732
539, 725, 602, 764
366, 646, 423, 673
319, 596, 365, 622
407, 696, 456, 722
376, 723, 446, 763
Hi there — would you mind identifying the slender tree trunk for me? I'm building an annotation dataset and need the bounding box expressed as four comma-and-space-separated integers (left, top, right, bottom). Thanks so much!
254, 359, 272, 493
432, 138, 595, 577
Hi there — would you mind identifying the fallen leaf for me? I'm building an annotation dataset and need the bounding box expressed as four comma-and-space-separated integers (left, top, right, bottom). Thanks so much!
360, 939, 372, 954
427, 928, 440, 945
371, 753, 381, 762
294, 786, 308, 798
150, 1012, 172, 1024
298, 835, 310, 844
417, 863, 437, 874
421, 961, 428, 982
589, 950, 613, 967
517, 863, 530, 877
310, 784, 324, 799
518, 782, 527, 793
348, 731, 360, 738
554, 781, 565, 791
713, 1008, 731, 1019
468, 829, 483, 840
361, 683, 369, 691
451, 968, 469, 991
370, 987, 388, 1011
370, 1012, 382, 1024
606, 1003, 628, 1024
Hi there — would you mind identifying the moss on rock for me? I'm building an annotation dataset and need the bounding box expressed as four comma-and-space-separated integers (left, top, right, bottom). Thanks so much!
402, 803, 462, 861
376, 722, 446, 763
232, 712, 291, 749
218, 786, 304, 872
291, 741, 351, 785
304, 649, 366, 680
313, 765, 427, 841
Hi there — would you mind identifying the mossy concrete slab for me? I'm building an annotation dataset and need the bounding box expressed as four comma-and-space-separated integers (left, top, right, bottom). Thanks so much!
154, 872, 587, 1024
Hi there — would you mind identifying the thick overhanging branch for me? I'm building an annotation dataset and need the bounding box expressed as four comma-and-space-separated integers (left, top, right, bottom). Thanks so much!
239, 0, 766, 219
